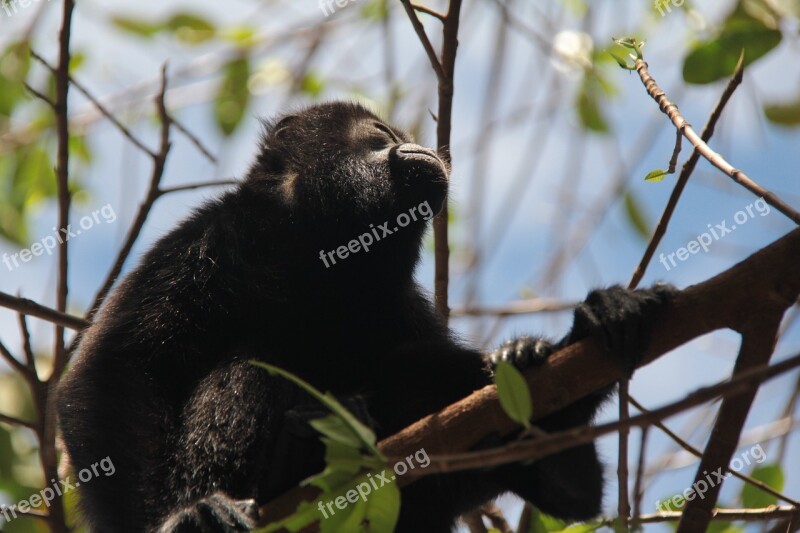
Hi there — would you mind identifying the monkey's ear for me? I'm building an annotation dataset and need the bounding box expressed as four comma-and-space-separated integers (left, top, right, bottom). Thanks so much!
272, 115, 298, 138
256, 147, 287, 175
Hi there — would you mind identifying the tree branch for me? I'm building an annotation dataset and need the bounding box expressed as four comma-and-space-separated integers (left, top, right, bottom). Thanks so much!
0, 291, 89, 331
261, 228, 800, 526
633, 57, 800, 225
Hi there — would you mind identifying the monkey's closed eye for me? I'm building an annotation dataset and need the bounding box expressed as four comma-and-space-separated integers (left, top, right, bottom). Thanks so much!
368, 122, 399, 151
373, 122, 399, 143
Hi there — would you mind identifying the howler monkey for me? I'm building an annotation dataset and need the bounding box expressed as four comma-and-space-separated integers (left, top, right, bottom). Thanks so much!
58, 102, 673, 532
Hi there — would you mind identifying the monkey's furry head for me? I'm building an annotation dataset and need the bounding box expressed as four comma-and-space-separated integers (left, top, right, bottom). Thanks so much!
241, 102, 448, 276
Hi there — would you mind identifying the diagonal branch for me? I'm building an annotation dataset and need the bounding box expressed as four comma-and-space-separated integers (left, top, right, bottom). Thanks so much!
261, 228, 800, 526
628, 55, 745, 289
633, 58, 800, 226
0, 291, 89, 331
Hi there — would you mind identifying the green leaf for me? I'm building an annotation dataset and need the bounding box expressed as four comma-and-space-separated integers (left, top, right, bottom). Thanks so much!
300, 72, 326, 97
741, 464, 784, 508
214, 57, 251, 136
220, 26, 258, 47
707, 522, 743, 533
554, 521, 605, 533
111, 16, 162, 37
577, 79, 610, 133
764, 97, 800, 126
258, 500, 321, 532
683, 7, 781, 84
624, 192, 650, 240
166, 13, 216, 44
360, 0, 389, 20
69, 51, 87, 73
361, 474, 400, 532
0, 42, 31, 117
494, 361, 533, 428
608, 49, 633, 69
644, 168, 669, 182
69, 134, 93, 163
309, 416, 365, 449
526, 505, 568, 533
251, 361, 380, 456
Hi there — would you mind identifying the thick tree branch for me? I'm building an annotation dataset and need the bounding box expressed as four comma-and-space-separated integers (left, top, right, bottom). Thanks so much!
261, 228, 800, 526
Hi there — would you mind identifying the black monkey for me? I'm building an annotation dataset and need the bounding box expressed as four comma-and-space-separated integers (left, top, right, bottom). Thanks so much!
58, 102, 673, 533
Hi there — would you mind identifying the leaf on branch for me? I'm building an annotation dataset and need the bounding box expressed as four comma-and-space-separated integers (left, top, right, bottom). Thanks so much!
644, 168, 669, 182
624, 191, 651, 240
215, 57, 252, 136
494, 361, 533, 428
764, 97, 800, 126
683, 6, 781, 84
741, 464, 784, 508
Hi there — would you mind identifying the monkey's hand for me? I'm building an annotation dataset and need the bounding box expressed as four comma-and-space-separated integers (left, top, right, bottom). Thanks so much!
486, 336, 556, 371
485, 284, 676, 376
156, 493, 258, 533
564, 284, 676, 376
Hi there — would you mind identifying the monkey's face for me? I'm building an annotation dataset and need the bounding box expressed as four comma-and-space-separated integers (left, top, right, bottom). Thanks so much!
249, 102, 448, 261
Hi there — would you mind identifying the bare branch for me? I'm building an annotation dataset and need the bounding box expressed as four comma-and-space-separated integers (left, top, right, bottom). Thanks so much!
0, 413, 37, 431
450, 298, 575, 317
171, 117, 217, 163
628, 396, 800, 508
633, 57, 800, 225
638, 506, 800, 524
628, 57, 744, 288
400, 0, 446, 81
83, 65, 172, 327
31, 49, 156, 158
158, 179, 238, 196
411, 2, 446, 21
0, 291, 89, 331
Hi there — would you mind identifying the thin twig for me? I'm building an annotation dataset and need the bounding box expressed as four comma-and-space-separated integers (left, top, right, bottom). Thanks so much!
82, 65, 172, 327
617, 380, 631, 527
667, 126, 683, 174
637, 506, 800, 523
451, 298, 575, 317
628, 56, 745, 289
24, 82, 55, 107
31, 49, 156, 158
0, 291, 89, 331
170, 117, 217, 163
411, 2, 446, 21
632, 426, 649, 522
158, 179, 238, 195
17, 311, 37, 374
400, 0, 446, 81
0, 339, 28, 377
628, 396, 800, 507
0, 413, 37, 431
634, 57, 800, 225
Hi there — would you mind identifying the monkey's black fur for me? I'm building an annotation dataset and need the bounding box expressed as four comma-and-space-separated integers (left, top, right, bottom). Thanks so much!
58, 102, 673, 533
